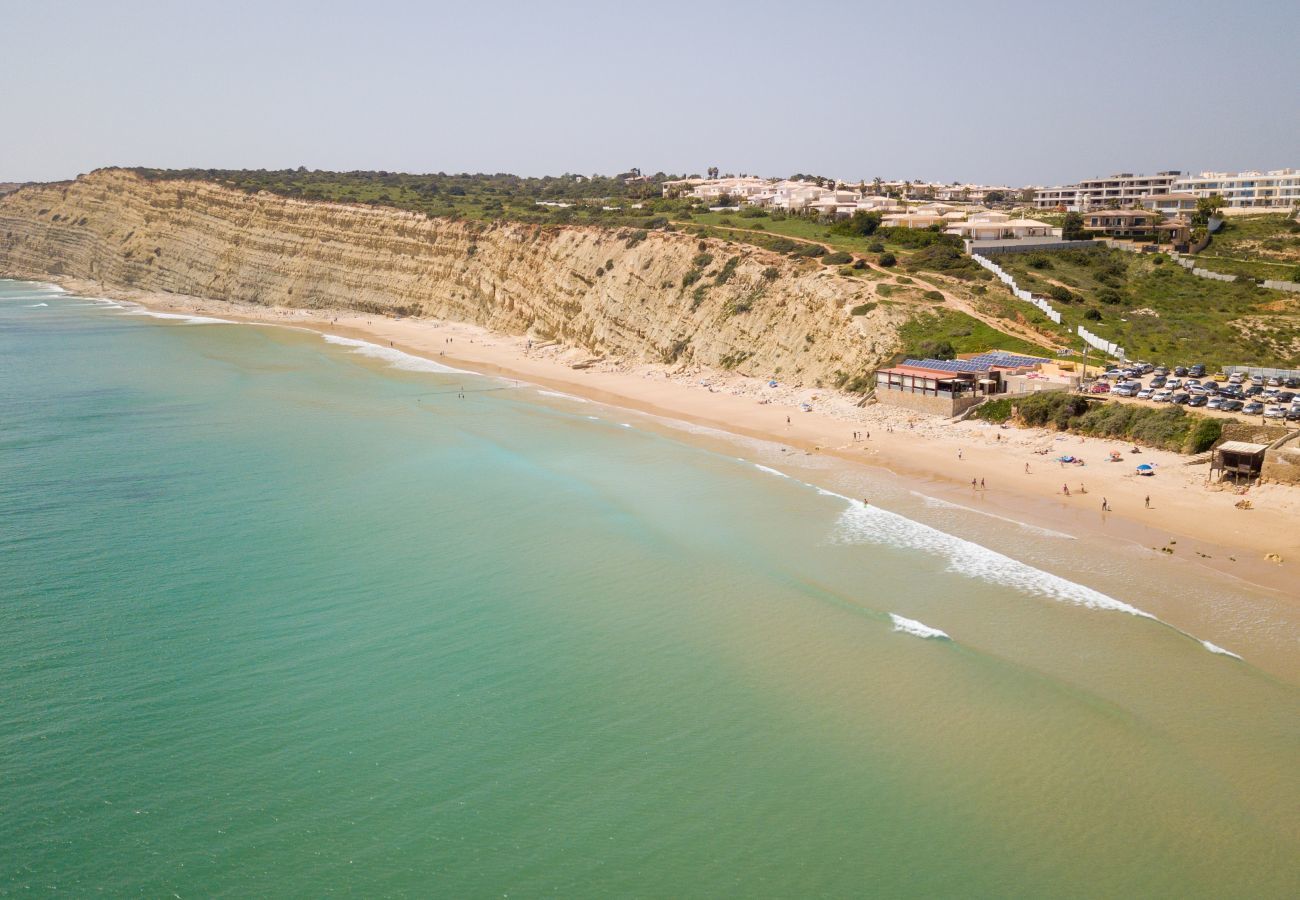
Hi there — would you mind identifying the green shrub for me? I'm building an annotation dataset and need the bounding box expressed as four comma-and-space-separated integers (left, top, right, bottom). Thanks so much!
682, 269, 701, 287
1048, 285, 1073, 303
879, 252, 897, 267
923, 290, 944, 302
822, 251, 853, 265
714, 256, 741, 285
693, 252, 715, 268
794, 243, 828, 257
868, 241, 885, 253
972, 398, 1013, 422
762, 266, 779, 280
850, 302, 877, 316
1084, 308, 1102, 321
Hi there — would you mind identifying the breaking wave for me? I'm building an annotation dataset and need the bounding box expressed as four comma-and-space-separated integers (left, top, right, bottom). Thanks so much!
321, 334, 472, 375
831, 491, 1155, 617
889, 614, 950, 640
1201, 641, 1243, 660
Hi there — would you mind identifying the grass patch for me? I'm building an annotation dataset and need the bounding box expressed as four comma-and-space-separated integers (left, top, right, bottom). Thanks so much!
995, 245, 1300, 367
898, 309, 1056, 359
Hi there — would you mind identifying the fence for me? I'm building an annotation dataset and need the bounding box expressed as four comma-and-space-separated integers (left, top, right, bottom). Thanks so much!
1077, 326, 1124, 361
971, 254, 1062, 324
1168, 251, 1242, 283
1262, 279, 1300, 293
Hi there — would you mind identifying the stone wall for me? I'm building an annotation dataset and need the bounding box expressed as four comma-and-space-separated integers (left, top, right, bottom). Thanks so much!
876, 387, 984, 417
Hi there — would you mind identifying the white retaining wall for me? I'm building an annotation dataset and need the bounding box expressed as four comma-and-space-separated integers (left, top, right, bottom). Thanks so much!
971, 254, 1062, 324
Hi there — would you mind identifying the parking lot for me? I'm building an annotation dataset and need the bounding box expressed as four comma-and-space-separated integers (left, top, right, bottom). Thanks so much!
1084, 364, 1300, 425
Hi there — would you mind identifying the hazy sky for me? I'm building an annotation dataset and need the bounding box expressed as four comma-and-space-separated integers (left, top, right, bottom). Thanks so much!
3, 0, 1297, 185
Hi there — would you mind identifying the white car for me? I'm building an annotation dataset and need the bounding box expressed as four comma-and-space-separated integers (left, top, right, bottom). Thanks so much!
1264, 405, 1288, 419
1228, 373, 1245, 384
1166, 378, 1182, 390
1137, 388, 1154, 400
1151, 389, 1172, 402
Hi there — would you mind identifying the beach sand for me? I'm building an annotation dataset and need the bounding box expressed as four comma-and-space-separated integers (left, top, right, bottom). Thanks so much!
60, 278, 1300, 599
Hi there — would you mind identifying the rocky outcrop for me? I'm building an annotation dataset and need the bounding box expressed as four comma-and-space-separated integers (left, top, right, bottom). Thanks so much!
0, 169, 904, 384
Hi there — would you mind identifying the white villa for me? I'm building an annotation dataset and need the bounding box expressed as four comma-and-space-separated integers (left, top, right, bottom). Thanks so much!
946, 213, 1057, 242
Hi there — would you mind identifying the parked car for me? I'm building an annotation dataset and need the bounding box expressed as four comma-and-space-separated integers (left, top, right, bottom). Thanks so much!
1287, 407, 1300, 422
1285, 377, 1300, 389
1276, 391, 1296, 403
1251, 374, 1265, 386
1090, 382, 1111, 394
1228, 372, 1245, 384
1267, 377, 1282, 387
1189, 364, 1206, 377
1174, 366, 1188, 377
1212, 372, 1228, 382
1243, 401, 1265, 415
1187, 384, 1207, 395
1150, 389, 1172, 402
1171, 393, 1191, 405
1136, 388, 1154, 400
1149, 376, 1167, 389
1245, 385, 1265, 397
1264, 405, 1288, 419
1207, 396, 1225, 410
1113, 383, 1139, 397
1153, 366, 1170, 377
1187, 395, 1208, 407
1166, 378, 1182, 390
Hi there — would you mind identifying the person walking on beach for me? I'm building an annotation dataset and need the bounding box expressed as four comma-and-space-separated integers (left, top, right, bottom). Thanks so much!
1102, 498, 1109, 512
1145, 495, 1151, 509
980, 478, 985, 489
958, 448, 963, 460
1063, 484, 1070, 496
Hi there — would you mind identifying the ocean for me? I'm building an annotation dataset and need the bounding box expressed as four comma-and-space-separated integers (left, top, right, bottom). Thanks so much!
2, 279, 1297, 897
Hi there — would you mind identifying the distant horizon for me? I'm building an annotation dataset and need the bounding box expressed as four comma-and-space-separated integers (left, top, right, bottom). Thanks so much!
1, 0, 1296, 186
6, 160, 1297, 192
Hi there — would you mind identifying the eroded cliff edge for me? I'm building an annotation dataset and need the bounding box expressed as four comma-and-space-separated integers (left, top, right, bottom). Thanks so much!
0, 169, 903, 385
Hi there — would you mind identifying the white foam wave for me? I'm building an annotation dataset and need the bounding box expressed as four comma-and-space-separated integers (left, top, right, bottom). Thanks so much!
890, 614, 950, 640
25, 302, 48, 308
537, 389, 589, 403
914, 493, 1076, 540
125, 308, 233, 325
754, 464, 792, 479
619, 423, 632, 428
1201, 640, 1243, 660
827, 490, 1156, 618
321, 334, 472, 375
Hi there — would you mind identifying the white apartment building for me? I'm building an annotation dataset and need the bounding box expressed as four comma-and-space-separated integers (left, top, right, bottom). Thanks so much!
1171, 169, 1300, 209
1033, 172, 1182, 211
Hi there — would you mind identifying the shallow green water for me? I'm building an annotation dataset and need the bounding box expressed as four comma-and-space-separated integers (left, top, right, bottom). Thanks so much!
2, 281, 1297, 897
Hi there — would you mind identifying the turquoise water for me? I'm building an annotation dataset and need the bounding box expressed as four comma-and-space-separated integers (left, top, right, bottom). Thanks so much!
2, 280, 1298, 897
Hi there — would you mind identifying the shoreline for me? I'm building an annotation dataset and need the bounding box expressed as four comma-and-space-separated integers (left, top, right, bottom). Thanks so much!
30, 275, 1300, 599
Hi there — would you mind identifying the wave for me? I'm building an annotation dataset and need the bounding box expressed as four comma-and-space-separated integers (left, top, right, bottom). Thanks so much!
890, 614, 950, 640
25, 302, 48, 308
321, 334, 472, 375
537, 389, 589, 403
124, 308, 234, 325
1201, 640, 1243, 660
754, 464, 792, 479
914, 493, 1076, 539
831, 492, 1155, 618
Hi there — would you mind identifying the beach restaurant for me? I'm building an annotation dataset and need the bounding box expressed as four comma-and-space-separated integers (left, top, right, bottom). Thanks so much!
875, 352, 1051, 416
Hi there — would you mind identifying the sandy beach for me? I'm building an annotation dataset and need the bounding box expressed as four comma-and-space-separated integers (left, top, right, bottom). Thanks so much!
57, 277, 1300, 598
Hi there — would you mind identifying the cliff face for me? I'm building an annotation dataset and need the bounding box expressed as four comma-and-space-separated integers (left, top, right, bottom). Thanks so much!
0, 169, 903, 383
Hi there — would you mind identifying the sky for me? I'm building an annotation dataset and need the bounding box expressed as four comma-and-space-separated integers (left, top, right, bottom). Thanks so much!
2, 0, 1297, 186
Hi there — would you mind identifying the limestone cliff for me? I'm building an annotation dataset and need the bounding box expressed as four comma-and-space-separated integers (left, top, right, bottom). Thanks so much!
0, 169, 904, 384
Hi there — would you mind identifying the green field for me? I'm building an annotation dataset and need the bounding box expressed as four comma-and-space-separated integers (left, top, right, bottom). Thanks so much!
995, 245, 1300, 367
896, 308, 1056, 360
